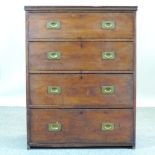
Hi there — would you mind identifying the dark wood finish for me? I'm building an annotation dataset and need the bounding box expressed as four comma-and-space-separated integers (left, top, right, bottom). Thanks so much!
29, 42, 134, 71
28, 13, 134, 39
25, 6, 137, 12
30, 74, 133, 108
25, 11, 31, 149
133, 11, 137, 147
25, 6, 137, 148
30, 109, 134, 146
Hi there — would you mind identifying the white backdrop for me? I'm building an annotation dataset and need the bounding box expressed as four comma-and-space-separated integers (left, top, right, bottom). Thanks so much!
0, 0, 154, 107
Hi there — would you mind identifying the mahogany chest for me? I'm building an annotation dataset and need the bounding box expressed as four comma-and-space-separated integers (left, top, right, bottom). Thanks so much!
25, 6, 137, 148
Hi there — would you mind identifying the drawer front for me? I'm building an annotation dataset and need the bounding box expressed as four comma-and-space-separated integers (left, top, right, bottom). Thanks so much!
30, 74, 133, 108
29, 42, 133, 71
28, 13, 134, 39
30, 109, 134, 146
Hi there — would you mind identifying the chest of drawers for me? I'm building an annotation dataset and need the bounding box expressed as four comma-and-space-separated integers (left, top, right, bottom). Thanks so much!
25, 6, 137, 148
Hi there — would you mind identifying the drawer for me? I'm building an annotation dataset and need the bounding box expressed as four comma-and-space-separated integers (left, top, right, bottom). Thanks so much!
30, 74, 133, 108
29, 109, 134, 147
28, 13, 134, 39
29, 42, 134, 71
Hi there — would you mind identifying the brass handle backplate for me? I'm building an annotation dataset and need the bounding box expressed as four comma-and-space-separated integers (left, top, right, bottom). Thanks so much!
48, 86, 61, 95
102, 51, 115, 60
48, 51, 61, 60
101, 21, 115, 30
101, 86, 115, 95
101, 122, 115, 131
48, 122, 62, 132
47, 21, 61, 29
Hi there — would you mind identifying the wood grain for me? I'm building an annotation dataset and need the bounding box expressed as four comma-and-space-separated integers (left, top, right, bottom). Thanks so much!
29, 41, 134, 71
29, 74, 133, 108
25, 6, 137, 148
28, 13, 134, 39
30, 109, 134, 146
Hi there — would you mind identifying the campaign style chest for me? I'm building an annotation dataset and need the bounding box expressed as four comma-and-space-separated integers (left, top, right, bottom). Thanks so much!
25, 6, 137, 148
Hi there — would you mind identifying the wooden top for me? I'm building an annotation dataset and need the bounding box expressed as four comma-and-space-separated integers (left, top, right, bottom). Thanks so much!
24, 6, 137, 12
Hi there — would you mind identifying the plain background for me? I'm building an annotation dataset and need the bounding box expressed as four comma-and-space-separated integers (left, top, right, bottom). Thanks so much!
0, 0, 154, 107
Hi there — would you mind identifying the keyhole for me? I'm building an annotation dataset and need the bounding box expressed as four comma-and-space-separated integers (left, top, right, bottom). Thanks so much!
80, 72, 83, 79
80, 42, 83, 48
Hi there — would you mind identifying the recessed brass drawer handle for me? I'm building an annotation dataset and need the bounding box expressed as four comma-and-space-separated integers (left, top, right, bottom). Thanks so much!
48, 86, 61, 95
48, 51, 61, 60
101, 21, 115, 30
102, 51, 115, 60
47, 21, 61, 29
101, 122, 115, 131
101, 86, 115, 95
48, 122, 62, 132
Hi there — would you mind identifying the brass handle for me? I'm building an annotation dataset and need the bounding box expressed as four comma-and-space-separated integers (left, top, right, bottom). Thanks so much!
102, 51, 115, 60
47, 21, 61, 29
48, 86, 61, 95
101, 122, 115, 131
48, 51, 61, 60
48, 122, 62, 132
101, 86, 115, 95
101, 21, 115, 30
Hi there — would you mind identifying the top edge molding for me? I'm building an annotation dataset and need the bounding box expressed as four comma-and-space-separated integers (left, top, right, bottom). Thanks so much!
24, 6, 137, 12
